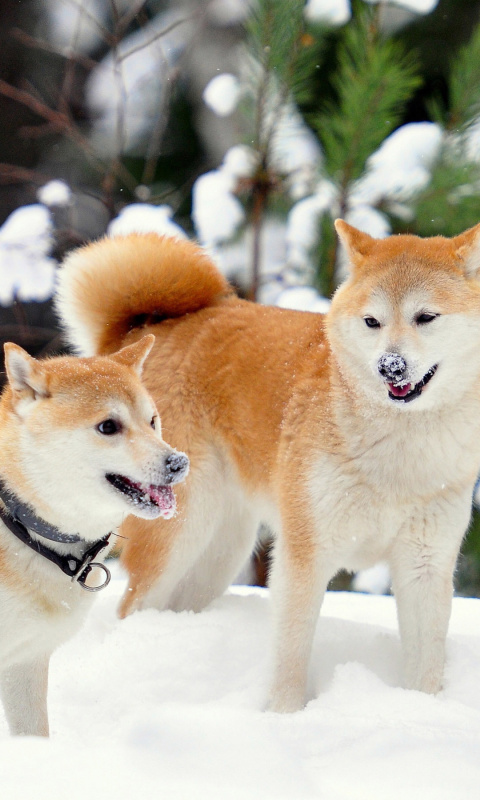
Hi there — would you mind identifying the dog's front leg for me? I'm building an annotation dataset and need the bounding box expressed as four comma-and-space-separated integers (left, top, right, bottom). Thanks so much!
390, 496, 470, 694
0, 655, 50, 736
267, 520, 329, 713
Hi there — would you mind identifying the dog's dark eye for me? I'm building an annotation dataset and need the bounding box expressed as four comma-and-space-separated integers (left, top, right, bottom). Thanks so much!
96, 419, 122, 436
150, 415, 156, 429
416, 313, 438, 325
364, 316, 381, 329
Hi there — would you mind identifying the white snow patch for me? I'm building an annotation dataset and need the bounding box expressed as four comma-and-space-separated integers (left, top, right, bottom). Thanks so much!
305, 0, 351, 26
207, 0, 251, 25
352, 122, 443, 207
276, 286, 330, 313
270, 104, 322, 198
352, 562, 391, 595
365, 0, 438, 13
108, 204, 187, 240
86, 10, 192, 155
223, 145, 258, 179
192, 170, 245, 247
345, 206, 391, 239
0, 205, 56, 305
37, 180, 72, 208
44, 0, 107, 55
1, 565, 479, 799
203, 73, 241, 117
286, 181, 337, 265
192, 147, 254, 248
208, 217, 287, 296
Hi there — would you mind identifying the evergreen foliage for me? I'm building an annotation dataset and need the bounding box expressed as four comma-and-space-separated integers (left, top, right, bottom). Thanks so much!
412, 20, 480, 237
314, 4, 421, 194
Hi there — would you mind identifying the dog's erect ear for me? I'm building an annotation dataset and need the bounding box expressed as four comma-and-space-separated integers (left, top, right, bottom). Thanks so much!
3, 343, 49, 401
453, 222, 480, 279
334, 220, 376, 271
109, 334, 155, 376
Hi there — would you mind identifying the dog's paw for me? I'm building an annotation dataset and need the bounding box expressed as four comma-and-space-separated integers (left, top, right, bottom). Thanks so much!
404, 668, 443, 695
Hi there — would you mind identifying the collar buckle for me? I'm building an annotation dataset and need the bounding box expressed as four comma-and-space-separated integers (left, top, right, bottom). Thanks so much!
73, 561, 111, 592
70, 536, 112, 592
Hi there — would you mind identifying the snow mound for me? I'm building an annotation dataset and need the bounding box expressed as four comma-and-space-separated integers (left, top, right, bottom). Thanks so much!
0, 566, 479, 799
203, 73, 241, 117
108, 204, 187, 239
0, 205, 56, 305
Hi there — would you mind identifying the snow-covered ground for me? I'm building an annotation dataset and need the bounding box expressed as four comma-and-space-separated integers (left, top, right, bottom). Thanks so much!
0, 562, 479, 799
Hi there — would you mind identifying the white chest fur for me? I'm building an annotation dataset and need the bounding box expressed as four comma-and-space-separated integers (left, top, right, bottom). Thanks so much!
308, 401, 480, 573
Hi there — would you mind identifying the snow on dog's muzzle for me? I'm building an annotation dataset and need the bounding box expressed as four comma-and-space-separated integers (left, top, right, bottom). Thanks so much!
378, 352, 438, 404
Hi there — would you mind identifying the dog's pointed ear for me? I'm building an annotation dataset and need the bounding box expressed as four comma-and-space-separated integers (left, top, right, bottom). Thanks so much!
3, 343, 49, 401
453, 222, 480, 279
110, 334, 155, 376
334, 219, 376, 271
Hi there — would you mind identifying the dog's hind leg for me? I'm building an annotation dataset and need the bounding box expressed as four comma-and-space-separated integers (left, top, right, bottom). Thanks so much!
0, 654, 50, 736
167, 506, 260, 612
118, 513, 188, 618
119, 476, 227, 617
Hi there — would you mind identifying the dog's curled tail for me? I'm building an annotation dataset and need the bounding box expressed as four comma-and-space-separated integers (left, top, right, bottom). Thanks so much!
56, 233, 233, 355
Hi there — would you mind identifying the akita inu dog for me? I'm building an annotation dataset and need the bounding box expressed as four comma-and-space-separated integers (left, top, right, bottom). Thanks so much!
56, 221, 480, 713
0, 336, 188, 735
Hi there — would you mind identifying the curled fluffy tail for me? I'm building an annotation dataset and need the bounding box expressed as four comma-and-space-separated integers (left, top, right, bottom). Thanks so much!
56, 233, 232, 355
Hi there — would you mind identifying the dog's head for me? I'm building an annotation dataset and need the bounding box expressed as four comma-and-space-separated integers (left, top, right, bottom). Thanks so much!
327, 220, 480, 411
1, 335, 189, 540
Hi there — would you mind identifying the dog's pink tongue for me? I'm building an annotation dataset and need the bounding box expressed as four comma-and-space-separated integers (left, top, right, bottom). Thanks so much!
388, 382, 412, 398
146, 484, 176, 518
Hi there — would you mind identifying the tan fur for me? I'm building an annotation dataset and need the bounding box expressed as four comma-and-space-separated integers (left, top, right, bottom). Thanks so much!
57, 223, 480, 712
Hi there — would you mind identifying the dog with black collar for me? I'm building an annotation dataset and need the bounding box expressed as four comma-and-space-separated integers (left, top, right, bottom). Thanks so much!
0, 336, 188, 736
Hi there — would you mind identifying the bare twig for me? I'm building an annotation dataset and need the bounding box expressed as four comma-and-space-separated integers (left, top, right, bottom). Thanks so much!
141, 4, 211, 194
0, 79, 137, 191
140, 52, 175, 187
119, 15, 192, 63
0, 79, 70, 128
0, 164, 51, 185
11, 28, 97, 71
99, 0, 129, 212
58, 3, 84, 116
116, 0, 149, 39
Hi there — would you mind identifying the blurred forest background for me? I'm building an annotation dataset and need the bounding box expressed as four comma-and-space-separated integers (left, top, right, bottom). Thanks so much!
2, 0, 480, 595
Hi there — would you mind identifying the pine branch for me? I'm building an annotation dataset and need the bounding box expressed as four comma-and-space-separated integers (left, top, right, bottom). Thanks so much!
408, 144, 480, 237
408, 21, 480, 237
314, 6, 421, 190
446, 22, 480, 131
246, 0, 306, 156
242, 0, 317, 299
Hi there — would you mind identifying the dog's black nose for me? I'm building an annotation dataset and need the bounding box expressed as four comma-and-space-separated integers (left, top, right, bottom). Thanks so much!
378, 353, 408, 383
164, 452, 189, 484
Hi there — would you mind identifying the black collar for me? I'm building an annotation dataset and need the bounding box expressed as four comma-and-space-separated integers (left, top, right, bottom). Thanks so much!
0, 480, 81, 543
0, 482, 111, 592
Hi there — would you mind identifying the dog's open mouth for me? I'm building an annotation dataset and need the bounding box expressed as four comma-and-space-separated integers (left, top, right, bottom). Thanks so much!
387, 365, 438, 404
106, 473, 176, 518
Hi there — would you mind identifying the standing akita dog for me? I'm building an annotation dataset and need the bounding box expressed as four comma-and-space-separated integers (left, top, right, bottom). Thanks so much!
0, 336, 188, 735
56, 221, 480, 712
